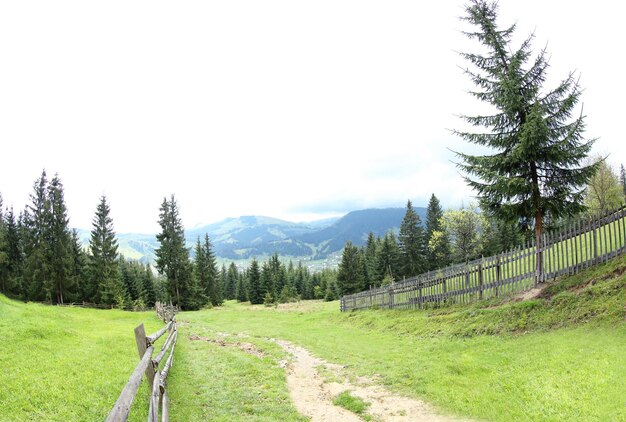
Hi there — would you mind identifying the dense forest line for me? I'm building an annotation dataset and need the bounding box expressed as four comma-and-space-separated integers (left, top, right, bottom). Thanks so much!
1, 158, 624, 309
0, 171, 339, 310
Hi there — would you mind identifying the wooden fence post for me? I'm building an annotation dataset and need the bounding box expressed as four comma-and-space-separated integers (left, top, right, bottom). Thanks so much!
418, 281, 423, 309
134, 323, 155, 386
592, 217, 598, 264
478, 260, 484, 300
495, 255, 501, 297
464, 264, 470, 303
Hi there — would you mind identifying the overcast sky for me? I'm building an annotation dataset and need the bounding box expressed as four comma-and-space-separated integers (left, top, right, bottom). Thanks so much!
1, 1, 623, 233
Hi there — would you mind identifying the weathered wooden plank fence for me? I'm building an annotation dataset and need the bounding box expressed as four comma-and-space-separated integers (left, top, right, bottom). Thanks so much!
106, 304, 178, 422
340, 205, 626, 312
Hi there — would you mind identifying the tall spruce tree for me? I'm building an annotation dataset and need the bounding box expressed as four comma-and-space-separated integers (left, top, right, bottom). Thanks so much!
398, 200, 426, 278
219, 264, 227, 302
425, 194, 446, 270
236, 270, 248, 302
89, 195, 121, 304
70, 229, 89, 302
155, 195, 195, 309
456, 1, 598, 280
193, 234, 220, 306
225, 262, 238, 300
4, 207, 23, 296
364, 232, 378, 285
247, 259, 262, 304
375, 231, 400, 281
204, 234, 221, 305
425, 194, 443, 240
0, 194, 8, 294
142, 265, 157, 307
337, 241, 365, 295
23, 170, 51, 301
45, 174, 73, 304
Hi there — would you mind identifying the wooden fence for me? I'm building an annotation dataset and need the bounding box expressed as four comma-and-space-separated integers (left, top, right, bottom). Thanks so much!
106, 306, 178, 422
341, 205, 626, 312
155, 302, 178, 323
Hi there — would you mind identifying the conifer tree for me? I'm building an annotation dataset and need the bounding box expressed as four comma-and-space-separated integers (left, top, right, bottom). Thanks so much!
225, 262, 238, 300
46, 174, 73, 304
0, 194, 8, 294
4, 207, 24, 297
398, 200, 426, 278
425, 194, 447, 270
205, 234, 221, 305
364, 232, 378, 285
219, 264, 227, 301
89, 195, 121, 304
620, 164, 626, 198
268, 253, 286, 295
425, 194, 444, 240
324, 277, 339, 301
142, 265, 157, 307
120, 257, 137, 303
337, 241, 365, 295
236, 271, 248, 302
456, 1, 598, 279
375, 231, 400, 282
247, 258, 262, 304
294, 261, 306, 296
194, 234, 220, 306
155, 195, 194, 309
23, 170, 51, 301
70, 229, 89, 302
260, 262, 273, 302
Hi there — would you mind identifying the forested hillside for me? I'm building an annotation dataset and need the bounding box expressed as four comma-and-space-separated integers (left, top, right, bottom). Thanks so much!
76, 207, 425, 263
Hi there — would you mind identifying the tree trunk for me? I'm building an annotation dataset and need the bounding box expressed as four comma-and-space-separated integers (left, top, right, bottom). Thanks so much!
530, 159, 543, 285
535, 211, 543, 284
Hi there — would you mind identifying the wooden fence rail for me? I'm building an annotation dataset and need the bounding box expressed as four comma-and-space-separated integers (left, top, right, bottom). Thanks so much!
106, 306, 178, 422
341, 204, 626, 312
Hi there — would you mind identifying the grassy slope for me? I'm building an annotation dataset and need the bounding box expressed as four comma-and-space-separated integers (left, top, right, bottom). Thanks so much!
1, 254, 624, 421
178, 254, 626, 422
0, 298, 162, 421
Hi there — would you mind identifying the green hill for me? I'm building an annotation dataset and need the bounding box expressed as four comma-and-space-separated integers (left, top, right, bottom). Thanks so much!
2, 253, 625, 421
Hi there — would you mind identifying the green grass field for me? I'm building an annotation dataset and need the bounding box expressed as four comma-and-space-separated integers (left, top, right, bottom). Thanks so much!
1, 253, 625, 421
0, 297, 164, 421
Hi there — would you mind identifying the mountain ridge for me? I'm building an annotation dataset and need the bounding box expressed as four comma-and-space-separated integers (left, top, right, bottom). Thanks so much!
77, 207, 427, 265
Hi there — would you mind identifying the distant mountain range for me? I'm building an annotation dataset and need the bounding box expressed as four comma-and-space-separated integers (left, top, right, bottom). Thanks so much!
77, 207, 426, 264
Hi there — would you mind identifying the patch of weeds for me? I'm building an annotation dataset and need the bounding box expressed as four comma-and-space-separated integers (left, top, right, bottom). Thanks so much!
316, 365, 343, 384
333, 390, 371, 418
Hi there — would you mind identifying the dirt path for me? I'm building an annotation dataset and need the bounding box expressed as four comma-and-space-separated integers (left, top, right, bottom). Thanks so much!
275, 339, 471, 422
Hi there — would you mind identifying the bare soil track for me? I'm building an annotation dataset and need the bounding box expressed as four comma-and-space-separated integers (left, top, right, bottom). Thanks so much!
275, 339, 472, 422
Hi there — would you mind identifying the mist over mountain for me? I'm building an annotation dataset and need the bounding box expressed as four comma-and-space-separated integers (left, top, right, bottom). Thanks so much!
77, 207, 426, 265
